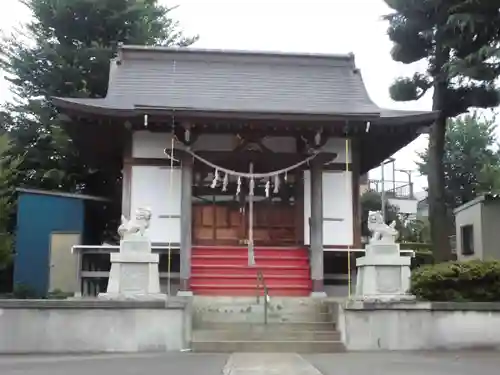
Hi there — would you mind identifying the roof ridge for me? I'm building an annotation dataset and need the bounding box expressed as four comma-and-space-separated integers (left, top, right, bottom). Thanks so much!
118, 44, 355, 62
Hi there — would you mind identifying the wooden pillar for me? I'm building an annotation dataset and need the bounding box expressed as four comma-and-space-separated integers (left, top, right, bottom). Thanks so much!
179, 152, 193, 292
310, 158, 324, 294
121, 131, 132, 218
351, 138, 362, 248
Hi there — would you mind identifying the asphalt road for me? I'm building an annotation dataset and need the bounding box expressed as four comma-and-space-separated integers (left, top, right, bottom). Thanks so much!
1, 351, 500, 375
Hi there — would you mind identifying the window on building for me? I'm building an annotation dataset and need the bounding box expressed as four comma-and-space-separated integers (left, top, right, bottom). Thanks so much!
461, 225, 474, 255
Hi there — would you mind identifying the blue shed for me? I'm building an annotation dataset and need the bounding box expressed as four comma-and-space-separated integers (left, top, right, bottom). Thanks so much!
14, 189, 109, 296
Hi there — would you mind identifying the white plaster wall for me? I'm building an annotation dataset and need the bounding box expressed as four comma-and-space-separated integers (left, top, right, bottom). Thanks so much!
0, 307, 185, 353
304, 170, 353, 246
339, 303, 500, 351
130, 166, 181, 243
323, 138, 351, 164
132, 131, 173, 159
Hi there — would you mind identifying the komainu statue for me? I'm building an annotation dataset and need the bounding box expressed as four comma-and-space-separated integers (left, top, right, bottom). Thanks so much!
118, 207, 152, 239
367, 210, 398, 243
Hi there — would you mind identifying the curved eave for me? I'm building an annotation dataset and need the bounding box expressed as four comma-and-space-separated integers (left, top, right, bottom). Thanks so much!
53, 97, 439, 125
360, 109, 438, 174
52, 97, 383, 122
376, 109, 439, 127
52, 97, 135, 117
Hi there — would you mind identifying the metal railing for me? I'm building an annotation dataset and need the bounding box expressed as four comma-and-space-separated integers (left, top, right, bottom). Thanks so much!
256, 268, 269, 325
71, 245, 181, 297
368, 179, 415, 199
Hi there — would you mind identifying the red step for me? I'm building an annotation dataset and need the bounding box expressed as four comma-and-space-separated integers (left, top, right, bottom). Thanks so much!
192, 265, 310, 278
191, 275, 312, 287
190, 246, 312, 297
192, 246, 308, 258
192, 255, 309, 267
190, 287, 311, 297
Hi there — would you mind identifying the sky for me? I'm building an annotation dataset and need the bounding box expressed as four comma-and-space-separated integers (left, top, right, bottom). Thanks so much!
0, 0, 435, 190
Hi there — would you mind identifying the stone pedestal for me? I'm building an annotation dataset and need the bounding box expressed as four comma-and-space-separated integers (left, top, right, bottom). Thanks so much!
99, 236, 166, 301
354, 242, 414, 302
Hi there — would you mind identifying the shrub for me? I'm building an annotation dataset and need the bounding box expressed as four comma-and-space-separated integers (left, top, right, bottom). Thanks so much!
411, 250, 434, 269
11, 283, 39, 299
410, 260, 500, 302
400, 242, 432, 252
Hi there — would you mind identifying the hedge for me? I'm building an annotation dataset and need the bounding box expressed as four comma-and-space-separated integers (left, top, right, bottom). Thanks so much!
410, 260, 500, 302
399, 242, 432, 253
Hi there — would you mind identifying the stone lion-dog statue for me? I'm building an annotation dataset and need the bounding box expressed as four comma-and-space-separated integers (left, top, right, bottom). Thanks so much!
367, 210, 398, 243
118, 207, 152, 239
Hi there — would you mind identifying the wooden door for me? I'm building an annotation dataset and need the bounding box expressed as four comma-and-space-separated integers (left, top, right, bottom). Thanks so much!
193, 202, 243, 245
250, 201, 297, 245
192, 201, 298, 246
49, 232, 81, 294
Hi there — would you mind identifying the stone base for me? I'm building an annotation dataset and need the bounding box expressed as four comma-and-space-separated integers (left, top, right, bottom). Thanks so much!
355, 242, 412, 300
98, 292, 167, 301
177, 290, 194, 297
310, 291, 328, 298
351, 293, 416, 303
105, 237, 163, 298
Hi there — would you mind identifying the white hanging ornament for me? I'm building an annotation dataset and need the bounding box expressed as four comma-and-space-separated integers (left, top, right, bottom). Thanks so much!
265, 178, 270, 198
249, 178, 255, 196
273, 174, 280, 194
211, 169, 219, 189
236, 176, 241, 195
284, 171, 288, 182
222, 173, 229, 192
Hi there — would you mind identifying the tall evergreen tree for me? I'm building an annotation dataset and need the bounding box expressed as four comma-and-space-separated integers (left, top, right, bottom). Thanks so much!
0, 134, 22, 268
384, 0, 500, 261
418, 112, 500, 210
0, 0, 197, 195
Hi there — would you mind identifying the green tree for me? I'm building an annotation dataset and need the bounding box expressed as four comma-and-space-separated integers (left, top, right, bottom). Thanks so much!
418, 112, 500, 210
384, 0, 500, 261
0, 134, 22, 268
399, 217, 431, 244
0, 0, 198, 195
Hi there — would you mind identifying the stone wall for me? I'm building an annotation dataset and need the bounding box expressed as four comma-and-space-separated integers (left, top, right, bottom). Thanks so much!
0, 299, 189, 353
339, 301, 500, 351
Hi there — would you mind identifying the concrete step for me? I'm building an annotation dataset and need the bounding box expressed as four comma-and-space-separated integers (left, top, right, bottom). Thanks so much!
194, 321, 337, 331
191, 340, 346, 353
193, 302, 331, 315
193, 295, 335, 310
193, 310, 334, 324
193, 296, 334, 309
192, 329, 341, 341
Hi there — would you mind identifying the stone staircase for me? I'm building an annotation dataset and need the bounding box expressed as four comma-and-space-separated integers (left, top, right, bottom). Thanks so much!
190, 296, 345, 353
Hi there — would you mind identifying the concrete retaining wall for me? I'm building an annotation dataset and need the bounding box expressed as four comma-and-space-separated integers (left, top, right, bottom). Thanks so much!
0, 299, 188, 353
340, 301, 500, 351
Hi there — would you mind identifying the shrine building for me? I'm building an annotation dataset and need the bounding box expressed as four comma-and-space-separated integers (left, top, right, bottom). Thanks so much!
52, 45, 437, 297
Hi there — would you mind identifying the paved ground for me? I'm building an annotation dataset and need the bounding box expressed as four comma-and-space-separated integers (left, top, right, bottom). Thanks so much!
306, 351, 500, 375
1, 351, 500, 375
